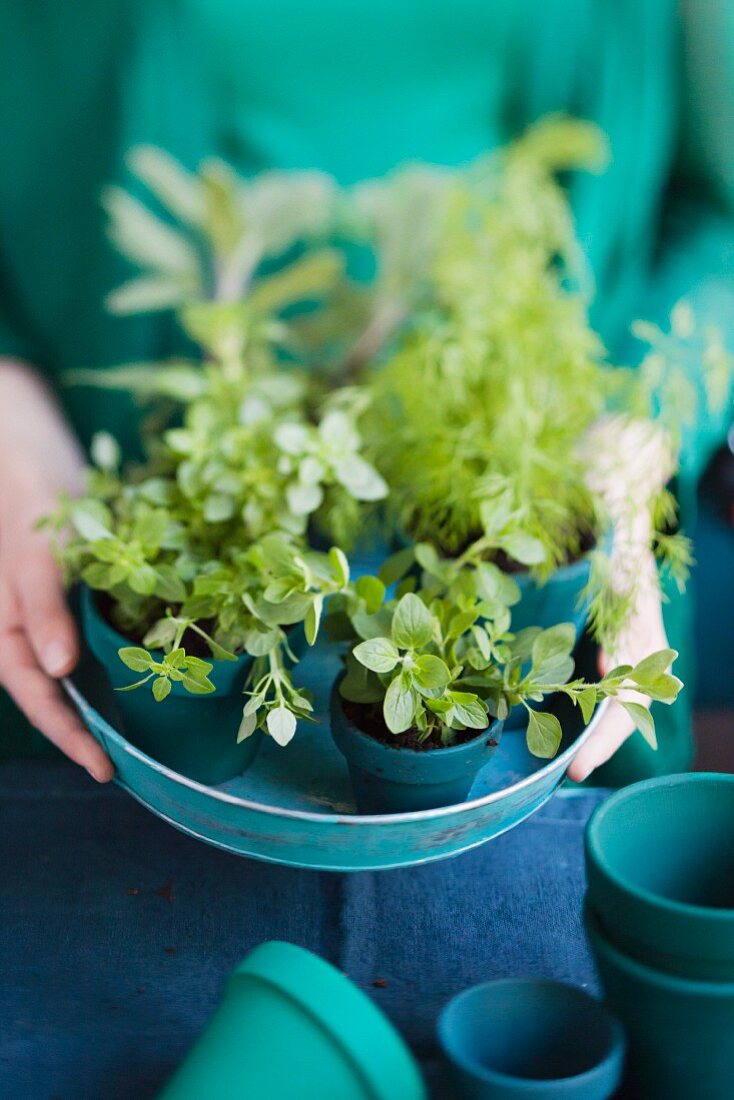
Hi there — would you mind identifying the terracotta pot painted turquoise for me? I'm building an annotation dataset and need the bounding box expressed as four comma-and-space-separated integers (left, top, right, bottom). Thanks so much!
330, 676, 504, 814
585, 773, 734, 981
396, 534, 597, 731
82, 586, 264, 785
158, 941, 426, 1100
438, 978, 625, 1099
585, 907, 734, 1099
504, 554, 593, 731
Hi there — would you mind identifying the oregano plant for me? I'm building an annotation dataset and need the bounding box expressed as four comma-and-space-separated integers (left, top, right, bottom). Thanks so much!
332, 547, 682, 756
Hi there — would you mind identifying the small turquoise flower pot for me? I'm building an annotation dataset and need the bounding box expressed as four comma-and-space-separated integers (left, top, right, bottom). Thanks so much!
585, 773, 734, 981
82, 586, 262, 785
330, 676, 504, 814
504, 555, 593, 731
158, 941, 426, 1100
585, 907, 734, 1099
438, 978, 625, 1099
511, 555, 593, 638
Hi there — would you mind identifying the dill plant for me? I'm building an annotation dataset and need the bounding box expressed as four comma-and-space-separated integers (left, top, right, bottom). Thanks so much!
354, 119, 731, 650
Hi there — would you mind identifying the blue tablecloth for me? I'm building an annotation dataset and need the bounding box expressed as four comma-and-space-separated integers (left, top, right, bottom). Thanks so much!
0, 762, 607, 1099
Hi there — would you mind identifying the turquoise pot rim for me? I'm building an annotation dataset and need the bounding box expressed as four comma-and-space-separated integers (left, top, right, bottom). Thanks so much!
438, 977, 625, 1094
81, 584, 253, 695
586, 773, 734, 925
233, 941, 425, 1100
514, 547, 595, 594
585, 904, 734, 996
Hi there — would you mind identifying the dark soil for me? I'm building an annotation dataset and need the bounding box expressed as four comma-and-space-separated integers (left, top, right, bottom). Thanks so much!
343, 698, 485, 752
96, 591, 220, 659
433, 525, 597, 574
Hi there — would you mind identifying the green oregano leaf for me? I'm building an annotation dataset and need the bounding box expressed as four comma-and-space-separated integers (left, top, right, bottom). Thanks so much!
383, 672, 416, 733
621, 700, 657, 750
526, 710, 563, 758
391, 593, 433, 650
153, 676, 172, 702
353, 637, 401, 673
118, 647, 153, 673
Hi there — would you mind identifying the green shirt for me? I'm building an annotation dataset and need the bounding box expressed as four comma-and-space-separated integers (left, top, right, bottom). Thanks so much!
2, 0, 733, 780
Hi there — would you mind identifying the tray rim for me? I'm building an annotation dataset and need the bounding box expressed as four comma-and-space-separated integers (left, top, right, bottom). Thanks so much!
63, 677, 607, 825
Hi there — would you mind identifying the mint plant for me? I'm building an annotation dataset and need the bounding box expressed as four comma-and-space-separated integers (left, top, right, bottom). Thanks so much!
333, 547, 682, 756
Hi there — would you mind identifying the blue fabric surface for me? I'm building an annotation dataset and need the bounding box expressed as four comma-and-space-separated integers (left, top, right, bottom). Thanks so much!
0, 763, 607, 1099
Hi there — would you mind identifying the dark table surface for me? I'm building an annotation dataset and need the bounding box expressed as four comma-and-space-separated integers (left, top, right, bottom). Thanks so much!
0, 761, 607, 1099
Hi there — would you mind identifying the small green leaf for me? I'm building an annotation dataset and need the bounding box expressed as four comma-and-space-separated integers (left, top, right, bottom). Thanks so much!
199, 634, 238, 662
244, 628, 281, 657
287, 482, 323, 516
154, 565, 187, 603
531, 624, 576, 668
203, 494, 236, 523
267, 706, 297, 746
448, 693, 488, 730
353, 637, 401, 673
621, 701, 657, 750
413, 654, 451, 690
501, 534, 548, 567
627, 648, 677, 687
577, 687, 597, 725
180, 673, 216, 695
82, 562, 115, 589
128, 563, 158, 596
526, 710, 563, 759
183, 655, 214, 676
643, 672, 684, 705
143, 618, 179, 651
334, 455, 388, 501
471, 625, 491, 661
153, 676, 172, 702
244, 694, 264, 717
71, 501, 114, 541
305, 595, 323, 646
383, 673, 416, 733
118, 647, 153, 673
414, 542, 446, 579
328, 546, 350, 587
237, 710, 259, 742
274, 422, 311, 455
391, 593, 433, 650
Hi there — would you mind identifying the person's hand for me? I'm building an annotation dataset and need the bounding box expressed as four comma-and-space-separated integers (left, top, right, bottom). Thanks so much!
0, 361, 114, 781
566, 550, 669, 783
568, 414, 677, 783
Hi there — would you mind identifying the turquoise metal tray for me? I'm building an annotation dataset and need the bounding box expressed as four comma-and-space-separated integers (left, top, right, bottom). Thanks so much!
64, 633, 605, 872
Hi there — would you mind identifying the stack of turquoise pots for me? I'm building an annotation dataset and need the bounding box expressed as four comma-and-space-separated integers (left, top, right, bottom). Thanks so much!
584, 773, 734, 1099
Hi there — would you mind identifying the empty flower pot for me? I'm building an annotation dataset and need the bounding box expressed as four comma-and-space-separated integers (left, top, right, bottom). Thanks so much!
437, 978, 625, 1099
82, 585, 262, 785
585, 772, 734, 980
158, 940, 426, 1100
585, 906, 734, 1099
330, 677, 503, 814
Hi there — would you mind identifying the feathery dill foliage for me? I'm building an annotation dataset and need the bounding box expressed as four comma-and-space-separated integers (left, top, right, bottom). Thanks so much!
362, 120, 614, 566
356, 119, 732, 648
